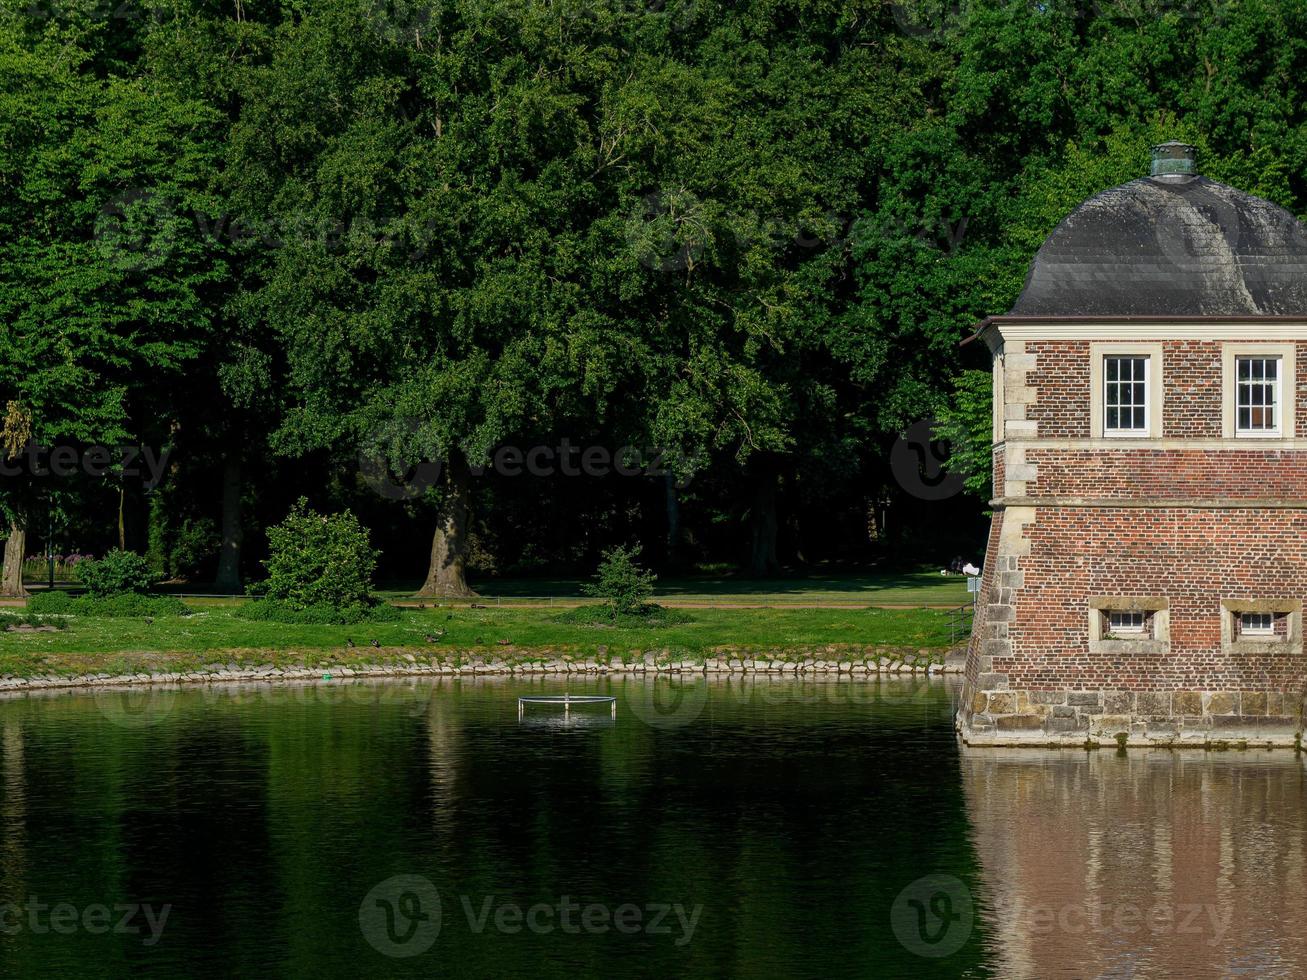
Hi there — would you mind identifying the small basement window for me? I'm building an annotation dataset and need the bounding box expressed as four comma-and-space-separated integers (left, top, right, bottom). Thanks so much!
1108, 611, 1146, 633
1238, 612, 1276, 637
1089, 598, 1170, 652
1101, 608, 1156, 640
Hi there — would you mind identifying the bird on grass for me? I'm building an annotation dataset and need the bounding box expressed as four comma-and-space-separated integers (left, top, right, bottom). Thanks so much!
424, 629, 445, 643
370, 639, 381, 648
144, 617, 154, 626
346, 638, 356, 648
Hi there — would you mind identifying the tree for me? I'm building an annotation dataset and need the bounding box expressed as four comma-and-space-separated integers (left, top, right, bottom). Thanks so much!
0, 22, 225, 594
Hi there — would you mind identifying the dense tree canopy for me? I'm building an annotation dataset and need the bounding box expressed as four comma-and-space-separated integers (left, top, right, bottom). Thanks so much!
3, 0, 1307, 592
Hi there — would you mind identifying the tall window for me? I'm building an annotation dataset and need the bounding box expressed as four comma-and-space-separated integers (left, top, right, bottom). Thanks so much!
1104, 356, 1149, 434
1236, 356, 1281, 435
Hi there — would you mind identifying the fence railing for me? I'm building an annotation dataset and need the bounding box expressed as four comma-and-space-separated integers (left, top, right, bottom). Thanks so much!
945, 602, 975, 649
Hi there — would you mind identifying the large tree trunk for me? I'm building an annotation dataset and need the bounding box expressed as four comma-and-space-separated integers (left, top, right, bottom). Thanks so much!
215, 457, 243, 592
749, 471, 780, 578
1, 516, 28, 598
417, 460, 476, 598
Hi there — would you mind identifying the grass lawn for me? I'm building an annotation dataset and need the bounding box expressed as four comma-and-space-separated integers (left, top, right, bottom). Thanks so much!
0, 604, 958, 679
371, 567, 972, 606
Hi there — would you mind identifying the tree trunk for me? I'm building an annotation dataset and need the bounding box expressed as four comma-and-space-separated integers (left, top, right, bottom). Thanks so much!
215, 457, 243, 592
417, 459, 476, 598
749, 471, 780, 578
1, 516, 28, 598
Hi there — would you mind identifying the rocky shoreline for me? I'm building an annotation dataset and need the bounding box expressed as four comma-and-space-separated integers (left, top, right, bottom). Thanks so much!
0, 649, 965, 692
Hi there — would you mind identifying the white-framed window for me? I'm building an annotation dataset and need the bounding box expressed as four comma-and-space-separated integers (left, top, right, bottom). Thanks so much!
1235, 356, 1282, 435
1108, 611, 1146, 633
1103, 355, 1149, 434
1239, 612, 1274, 635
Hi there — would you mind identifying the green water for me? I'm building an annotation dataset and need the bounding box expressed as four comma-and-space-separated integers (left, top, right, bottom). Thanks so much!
0, 676, 1303, 978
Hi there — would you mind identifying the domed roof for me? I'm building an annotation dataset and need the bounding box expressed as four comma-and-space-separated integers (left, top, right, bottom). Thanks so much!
1010, 173, 1307, 317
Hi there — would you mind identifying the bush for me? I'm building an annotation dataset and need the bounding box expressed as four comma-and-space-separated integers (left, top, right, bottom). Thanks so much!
253, 498, 380, 613
26, 591, 73, 613
76, 549, 155, 597
27, 591, 188, 618
554, 604, 692, 629
234, 599, 401, 626
582, 544, 658, 617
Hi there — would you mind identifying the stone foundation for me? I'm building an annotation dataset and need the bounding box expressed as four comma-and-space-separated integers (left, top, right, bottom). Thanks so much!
959, 686, 1304, 748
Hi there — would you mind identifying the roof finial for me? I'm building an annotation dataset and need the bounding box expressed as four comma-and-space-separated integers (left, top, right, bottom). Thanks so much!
1151, 141, 1197, 178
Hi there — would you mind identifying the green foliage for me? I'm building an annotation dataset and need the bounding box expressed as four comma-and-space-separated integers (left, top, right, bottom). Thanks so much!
28, 591, 189, 618
582, 545, 658, 617
1, 610, 67, 630
76, 550, 156, 597
255, 498, 380, 613
554, 604, 693, 629
234, 600, 401, 626
936, 370, 994, 500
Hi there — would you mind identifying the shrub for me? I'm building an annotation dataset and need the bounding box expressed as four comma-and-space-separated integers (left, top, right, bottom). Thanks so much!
582, 544, 657, 617
554, 604, 692, 629
255, 498, 380, 612
27, 591, 188, 618
26, 591, 73, 614
76, 549, 155, 597
234, 600, 401, 626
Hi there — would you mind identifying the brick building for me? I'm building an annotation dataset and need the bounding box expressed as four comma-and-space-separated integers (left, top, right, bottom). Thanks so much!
959, 143, 1307, 747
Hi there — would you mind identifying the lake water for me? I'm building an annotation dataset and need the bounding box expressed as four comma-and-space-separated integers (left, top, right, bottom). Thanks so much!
0, 675, 1303, 978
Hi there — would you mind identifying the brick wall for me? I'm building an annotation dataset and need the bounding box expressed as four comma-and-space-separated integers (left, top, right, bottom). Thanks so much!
1027, 449, 1307, 498
1026, 341, 1090, 437
1001, 506, 1307, 692
1021, 340, 1307, 440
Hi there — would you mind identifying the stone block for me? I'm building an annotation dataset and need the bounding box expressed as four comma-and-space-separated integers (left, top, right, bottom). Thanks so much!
1048, 715, 1088, 733
1051, 705, 1077, 718
1067, 691, 1100, 707
996, 714, 1043, 731
1030, 690, 1066, 705
1172, 691, 1202, 715
1205, 691, 1237, 715
978, 673, 1009, 690
986, 692, 1016, 714
1103, 691, 1132, 713
1145, 718, 1178, 736
1241, 691, 1268, 716
1095, 716, 1133, 733
970, 692, 988, 714
1136, 691, 1171, 715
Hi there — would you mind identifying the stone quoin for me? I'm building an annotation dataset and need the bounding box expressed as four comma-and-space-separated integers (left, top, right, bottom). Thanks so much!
959, 142, 1307, 748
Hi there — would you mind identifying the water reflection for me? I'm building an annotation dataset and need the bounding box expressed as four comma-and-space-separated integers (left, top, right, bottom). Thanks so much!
960, 747, 1307, 979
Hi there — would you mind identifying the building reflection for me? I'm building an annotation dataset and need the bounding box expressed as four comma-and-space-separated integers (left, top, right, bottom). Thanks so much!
959, 747, 1307, 979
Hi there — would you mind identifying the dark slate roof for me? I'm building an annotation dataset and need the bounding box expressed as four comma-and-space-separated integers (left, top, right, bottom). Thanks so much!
1010, 176, 1307, 316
